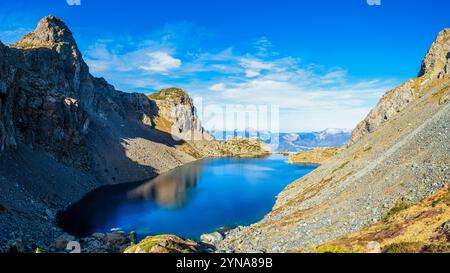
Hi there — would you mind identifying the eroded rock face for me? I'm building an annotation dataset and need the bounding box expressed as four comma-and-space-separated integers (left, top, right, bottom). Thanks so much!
0, 16, 97, 167
419, 29, 450, 79
148, 88, 213, 141
0, 16, 175, 170
350, 29, 450, 145
350, 80, 418, 145
0, 42, 18, 152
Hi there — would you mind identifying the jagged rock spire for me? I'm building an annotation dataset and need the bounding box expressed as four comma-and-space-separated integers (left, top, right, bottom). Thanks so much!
15, 15, 78, 49
418, 28, 450, 79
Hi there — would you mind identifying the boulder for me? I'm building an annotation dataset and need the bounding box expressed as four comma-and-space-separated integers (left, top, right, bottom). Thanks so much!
105, 231, 128, 246
53, 234, 76, 250
200, 232, 224, 245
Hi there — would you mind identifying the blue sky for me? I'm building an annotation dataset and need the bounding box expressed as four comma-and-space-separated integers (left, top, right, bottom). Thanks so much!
0, 0, 448, 132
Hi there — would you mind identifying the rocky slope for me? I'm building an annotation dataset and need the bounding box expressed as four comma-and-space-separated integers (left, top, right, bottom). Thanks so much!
307, 186, 449, 253
0, 16, 269, 252
216, 29, 450, 253
350, 29, 450, 145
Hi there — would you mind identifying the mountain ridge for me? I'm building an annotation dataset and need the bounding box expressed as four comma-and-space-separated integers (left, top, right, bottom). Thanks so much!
209, 128, 351, 151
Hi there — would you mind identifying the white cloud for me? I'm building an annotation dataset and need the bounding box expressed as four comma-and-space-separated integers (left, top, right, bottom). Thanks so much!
245, 70, 260, 77
209, 83, 227, 92
139, 52, 181, 73
240, 57, 275, 78
253, 36, 276, 57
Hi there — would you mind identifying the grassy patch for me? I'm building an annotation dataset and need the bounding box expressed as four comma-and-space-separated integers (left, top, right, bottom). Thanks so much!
383, 242, 423, 253
331, 161, 349, 174
422, 243, 450, 253
383, 242, 450, 253
382, 199, 411, 221
125, 236, 163, 253
149, 88, 187, 100
432, 190, 450, 207
312, 244, 360, 253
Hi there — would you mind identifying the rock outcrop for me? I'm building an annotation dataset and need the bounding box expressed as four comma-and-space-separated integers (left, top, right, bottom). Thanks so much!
148, 88, 213, 141
124, 235, 203, 253
217, 29, 450, 253
350, 29, 450, 145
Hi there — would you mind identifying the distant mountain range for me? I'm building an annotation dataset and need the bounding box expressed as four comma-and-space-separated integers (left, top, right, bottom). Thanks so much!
208, 128, 352, 151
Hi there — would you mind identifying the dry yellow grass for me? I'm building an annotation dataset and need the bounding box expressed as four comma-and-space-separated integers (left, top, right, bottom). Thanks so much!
307, 186, 450, 253
288, 147, 346, 165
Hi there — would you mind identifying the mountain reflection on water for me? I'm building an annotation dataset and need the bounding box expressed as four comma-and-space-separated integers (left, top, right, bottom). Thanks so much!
58, 154, 316, 240
127, 162, 202, 208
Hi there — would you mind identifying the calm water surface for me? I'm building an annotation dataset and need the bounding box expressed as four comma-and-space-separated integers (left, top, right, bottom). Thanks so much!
58, 154, 316, 240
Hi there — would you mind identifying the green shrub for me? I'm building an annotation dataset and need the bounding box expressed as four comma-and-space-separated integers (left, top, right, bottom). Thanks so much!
382, 198, 411, 221
383, 242, 423, 253
332, 161, 349, 174
422, 243, 450, 253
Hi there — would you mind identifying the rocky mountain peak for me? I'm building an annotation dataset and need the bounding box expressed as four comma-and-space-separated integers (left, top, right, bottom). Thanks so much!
13, 15, 77, 50
350, 28, 450, 145
418, 28, 450, 79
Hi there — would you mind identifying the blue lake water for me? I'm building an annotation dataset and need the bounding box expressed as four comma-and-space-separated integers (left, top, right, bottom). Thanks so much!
58, 154, 316, 240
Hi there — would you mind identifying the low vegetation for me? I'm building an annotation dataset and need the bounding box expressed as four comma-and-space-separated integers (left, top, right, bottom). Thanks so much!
331, 161, 350, 174
288, 147, 346, 165
305, 186, 450, 253
383, 242, 450, 253
382, 198, 411, 221
148, 88, 187, 100
124, 235, 202, 253
311, 244, 360, 253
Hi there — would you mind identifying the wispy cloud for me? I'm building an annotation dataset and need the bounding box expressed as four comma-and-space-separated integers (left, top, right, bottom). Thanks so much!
139, 52, 181, 73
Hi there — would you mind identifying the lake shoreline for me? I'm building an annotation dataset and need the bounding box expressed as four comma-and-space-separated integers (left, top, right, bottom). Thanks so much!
56, 153, 316, 253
